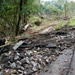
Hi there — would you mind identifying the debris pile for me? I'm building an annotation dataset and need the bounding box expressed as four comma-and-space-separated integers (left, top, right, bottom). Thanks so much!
0, 25, 75, 75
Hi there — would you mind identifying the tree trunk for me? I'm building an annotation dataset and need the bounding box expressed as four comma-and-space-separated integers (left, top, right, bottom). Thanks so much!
24, 14, 27, 25
23, 0, 28, 25
64, 4, 67, 18
13, 0, 17, 35
15, 0, 22, 36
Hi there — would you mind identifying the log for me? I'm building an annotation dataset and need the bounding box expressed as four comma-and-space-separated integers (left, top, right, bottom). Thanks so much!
23, 24, 31, 31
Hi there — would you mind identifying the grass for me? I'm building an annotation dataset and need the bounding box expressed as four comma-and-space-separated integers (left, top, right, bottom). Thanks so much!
54, 20, 67, 30
29, 16, 50, 26
54, 17, 75, 30
29, 16, 42, 26
68, 18, 75, 26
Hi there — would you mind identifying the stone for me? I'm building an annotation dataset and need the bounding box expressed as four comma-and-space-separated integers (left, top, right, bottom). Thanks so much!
20, 58, 26, 64
26, 51, 32, 56
38, 58, 42, 64
55, 31, 67, 35
46, 43, 56, 48
18, 70, 23, 73
37, 64, 41, 69
0, 66, 2, 70
16, 53, 20, 56
17, 65, 25, 71
11, 70, 17, 75
10, 62, 16, 69
45, 59, 49, 63
16, 61, 22, 65
31, 61, 37, 67
18, 70, 23, 75
25, 57, 30, 64
0, 72, 3, 75
13, 41, 25, 50
1, 54, 10, 63
14, 55, 19, 60
4, 69, 9, 73
32, 67, 37, 71
64, 59, 68, 62
23, 71, 27, 75
3, 62, 10, 68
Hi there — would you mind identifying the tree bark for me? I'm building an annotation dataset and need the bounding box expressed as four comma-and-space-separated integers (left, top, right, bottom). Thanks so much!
23, 0, 28, 25
24, 14, 27, 25
15, 0, 23, 36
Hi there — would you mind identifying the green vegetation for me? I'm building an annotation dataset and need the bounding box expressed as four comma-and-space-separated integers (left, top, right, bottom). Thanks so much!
68, 18, 75, 26
54, 18, 75, 30
54, 20, 67, 29
0, 0, 37, 36
29, 16, 42, 26
0, 0, 75, 38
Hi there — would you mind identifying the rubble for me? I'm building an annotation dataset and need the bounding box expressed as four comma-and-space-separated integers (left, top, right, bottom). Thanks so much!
0, 25, 75, 75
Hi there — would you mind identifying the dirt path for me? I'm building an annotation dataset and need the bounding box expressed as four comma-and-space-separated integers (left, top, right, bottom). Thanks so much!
39, 20, 68, 34
28, 20, 61, 34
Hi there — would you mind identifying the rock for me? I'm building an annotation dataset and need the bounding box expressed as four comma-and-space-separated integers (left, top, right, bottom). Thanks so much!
46, 43, 56, 48
4, 69, 10, 75
25, 57, 30, 64
37, 64, 41, 69
38, 58, 42, 64
16, 53, 20, 56
16, 61, 22, 65
18, 70, 23, 75
45, 59, 49, 64
20, 53, 25, 58
0, 72, 2, 75
20, 58, 26, 64
71, 27, 75, 30
50, 55, 56, 61
36, 47, 40, 51
10, 62, 16, 69
4, 69, 9, 73
64, 59, 68, 62
26, 51, 32, 56
18, 70, 23, 73
14, 55, 19, 60
17, 66, 24, 71
23, 71, 27, 75
8, 51, 12, 55
31, 61, 37, 67
0, 66, 2, 70
0, 38, 6, 46
34, 21, 42, 26
1, 56, 10, 63
21, 57, 30, 65
32, 67, 37, 71
13, 41, 25, 50
11, 70, 17, 75
23, 24, 31, 31
55, 31, 67, 35
3, 62, 11, 68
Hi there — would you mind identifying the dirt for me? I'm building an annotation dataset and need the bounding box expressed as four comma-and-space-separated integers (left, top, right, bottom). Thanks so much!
27, 20, 61, 35
27, 20, 68, 35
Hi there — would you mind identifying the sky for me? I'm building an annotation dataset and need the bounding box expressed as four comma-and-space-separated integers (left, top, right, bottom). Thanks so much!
42, 0, 75, 2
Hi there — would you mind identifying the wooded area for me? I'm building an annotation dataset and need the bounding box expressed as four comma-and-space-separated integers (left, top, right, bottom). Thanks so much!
0, 0, 75, 38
